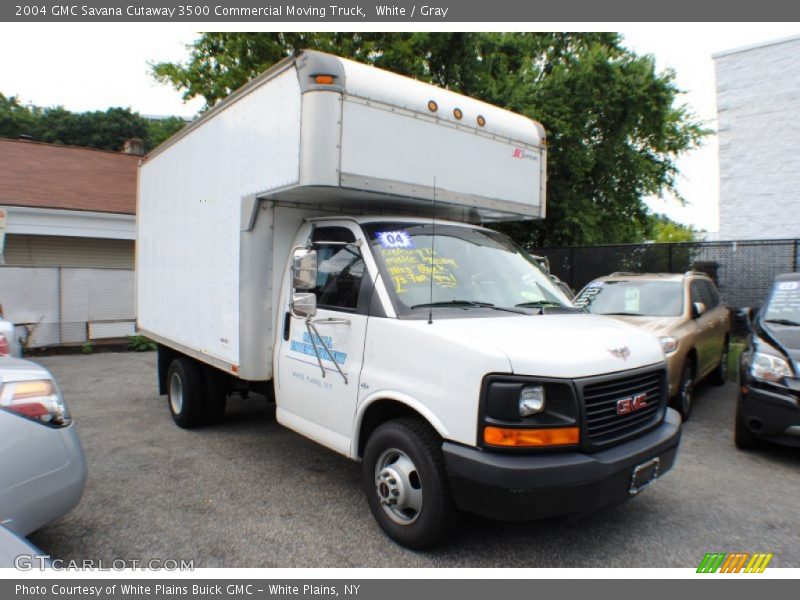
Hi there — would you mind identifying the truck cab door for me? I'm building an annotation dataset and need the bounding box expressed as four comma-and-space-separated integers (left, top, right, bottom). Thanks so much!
275, 223, 378, 455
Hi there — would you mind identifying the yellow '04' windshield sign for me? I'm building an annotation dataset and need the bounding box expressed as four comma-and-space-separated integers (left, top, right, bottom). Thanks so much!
697, 552, 773, 573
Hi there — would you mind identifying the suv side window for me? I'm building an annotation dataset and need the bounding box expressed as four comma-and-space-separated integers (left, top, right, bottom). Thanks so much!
690, 278, 718, 310
701, 280, 720, 308
310, 226, 366, 312
690, 280, 704, 307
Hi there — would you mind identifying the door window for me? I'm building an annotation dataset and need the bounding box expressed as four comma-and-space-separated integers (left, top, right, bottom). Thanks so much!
311, 227, 366, 312
690, 280, 704, 306
700, 280, 720, 308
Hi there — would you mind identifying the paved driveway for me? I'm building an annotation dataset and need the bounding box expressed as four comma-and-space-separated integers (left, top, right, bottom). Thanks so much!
29, 352, 800, 567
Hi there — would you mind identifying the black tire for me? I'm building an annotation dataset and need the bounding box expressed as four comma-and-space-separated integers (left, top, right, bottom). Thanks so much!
167, 358, 207, 428
362, 418, 455, 549
710, 338, 729, 386
734, 399, 760, 450
204, 366, 228, 424
672, 361, 695, 421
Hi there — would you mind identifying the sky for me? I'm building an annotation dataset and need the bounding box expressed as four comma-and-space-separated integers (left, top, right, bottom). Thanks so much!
1, 22, 799, 234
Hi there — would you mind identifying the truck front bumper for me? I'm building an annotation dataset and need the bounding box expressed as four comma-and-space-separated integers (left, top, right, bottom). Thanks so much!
443, 408, 682, 521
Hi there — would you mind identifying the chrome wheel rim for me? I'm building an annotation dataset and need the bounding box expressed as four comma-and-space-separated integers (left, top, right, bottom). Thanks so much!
169, 372, 183, 415
374, 448, 423, 525
681, 373, 693, 414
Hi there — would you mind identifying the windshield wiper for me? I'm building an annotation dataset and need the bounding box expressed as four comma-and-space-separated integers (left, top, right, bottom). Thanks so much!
515, 301, 565, 309
764, 318, 800, 327
410, 300, 527, 314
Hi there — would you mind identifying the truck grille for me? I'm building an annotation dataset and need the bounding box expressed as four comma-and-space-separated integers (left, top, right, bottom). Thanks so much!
581, 368, 665, 447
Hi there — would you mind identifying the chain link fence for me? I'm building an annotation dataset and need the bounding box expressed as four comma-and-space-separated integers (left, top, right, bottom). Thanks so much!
0, 266, 135, 350
529, 238, 800, 309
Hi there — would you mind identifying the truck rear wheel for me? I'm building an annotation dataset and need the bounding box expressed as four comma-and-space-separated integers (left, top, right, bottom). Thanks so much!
362, 418, 455, 549
167, 358, 207, 428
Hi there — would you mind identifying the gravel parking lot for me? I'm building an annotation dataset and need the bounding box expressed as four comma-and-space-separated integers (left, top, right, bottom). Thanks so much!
28, 352, 800, 568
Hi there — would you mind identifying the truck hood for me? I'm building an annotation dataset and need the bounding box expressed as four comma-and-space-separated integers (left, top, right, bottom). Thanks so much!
429, 313, 666, 378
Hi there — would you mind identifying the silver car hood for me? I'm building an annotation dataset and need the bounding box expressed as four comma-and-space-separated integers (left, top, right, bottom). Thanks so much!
0, 357, 52, 383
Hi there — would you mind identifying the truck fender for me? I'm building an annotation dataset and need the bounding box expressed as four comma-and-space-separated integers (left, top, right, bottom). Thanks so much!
351, 391, 450, 459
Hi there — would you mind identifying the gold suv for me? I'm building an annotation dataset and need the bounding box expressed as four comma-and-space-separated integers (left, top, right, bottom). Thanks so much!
575, 272, 731, 420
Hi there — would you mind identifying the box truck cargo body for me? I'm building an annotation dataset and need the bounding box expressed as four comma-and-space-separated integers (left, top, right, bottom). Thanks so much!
137, 51, 682, 548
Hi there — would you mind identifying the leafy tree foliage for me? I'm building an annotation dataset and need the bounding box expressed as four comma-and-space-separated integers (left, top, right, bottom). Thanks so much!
646, 213, 700, 242
0, 93, 186, 152
152, 33, 708, 245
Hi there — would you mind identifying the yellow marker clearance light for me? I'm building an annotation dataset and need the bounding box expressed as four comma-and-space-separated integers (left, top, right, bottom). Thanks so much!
483, 426, 579, 447
477, 115, 486, 127
314, 75, 335, 85
427, 100, 438, 113
453, 108, 463, 120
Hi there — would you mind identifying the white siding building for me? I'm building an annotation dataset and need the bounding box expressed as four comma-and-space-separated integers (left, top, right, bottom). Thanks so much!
715, 35, 800, 241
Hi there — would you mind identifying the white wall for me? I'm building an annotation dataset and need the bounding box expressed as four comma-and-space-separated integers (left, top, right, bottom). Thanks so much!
715, 36, 800, 241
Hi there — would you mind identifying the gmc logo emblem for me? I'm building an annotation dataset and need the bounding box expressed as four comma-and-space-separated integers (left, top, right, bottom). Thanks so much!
617, 392, 647, 416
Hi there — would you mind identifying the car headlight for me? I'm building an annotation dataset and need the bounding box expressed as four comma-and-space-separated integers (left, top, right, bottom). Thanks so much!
751, 352, 793, 383
519, 385, 545, 416
0, 379, 71, 427
659, 336, 678, 355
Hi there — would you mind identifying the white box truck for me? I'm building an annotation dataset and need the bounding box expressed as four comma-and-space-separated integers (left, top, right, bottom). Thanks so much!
137, 51, 682, 548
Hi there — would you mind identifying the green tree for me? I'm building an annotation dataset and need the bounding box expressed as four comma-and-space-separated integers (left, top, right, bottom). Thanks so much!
0, 93, 186, 152
145, 116, 188, 149
151, 33, 708, 246
646, 213, 700, 242
0, 93, 39, 139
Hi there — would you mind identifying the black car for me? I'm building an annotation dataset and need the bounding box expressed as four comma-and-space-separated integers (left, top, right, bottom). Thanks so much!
736, 273, 800, 449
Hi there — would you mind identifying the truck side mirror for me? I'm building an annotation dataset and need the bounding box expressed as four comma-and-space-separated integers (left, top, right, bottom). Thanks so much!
292, 248, 318, 290
691, 302, 706, 318
291, 292, 317, 319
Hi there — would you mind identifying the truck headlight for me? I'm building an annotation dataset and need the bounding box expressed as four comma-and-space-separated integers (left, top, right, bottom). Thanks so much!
519, 385, 545, 416
659, 336, 678, 355
751, 352, 793, 383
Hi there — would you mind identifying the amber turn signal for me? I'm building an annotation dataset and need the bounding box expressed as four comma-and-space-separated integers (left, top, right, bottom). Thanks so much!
483, 426, 579, 447
314, 75, 335, 85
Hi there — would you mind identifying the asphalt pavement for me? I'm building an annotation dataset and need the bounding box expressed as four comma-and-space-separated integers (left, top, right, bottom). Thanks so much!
29, 352, 800, 568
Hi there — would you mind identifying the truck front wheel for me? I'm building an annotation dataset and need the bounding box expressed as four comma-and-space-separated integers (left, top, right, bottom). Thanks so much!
167, 358, 207, 428
362, 418, 455, 549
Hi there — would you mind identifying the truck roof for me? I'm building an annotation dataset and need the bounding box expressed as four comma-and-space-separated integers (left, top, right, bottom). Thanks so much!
148, 50, 544, 161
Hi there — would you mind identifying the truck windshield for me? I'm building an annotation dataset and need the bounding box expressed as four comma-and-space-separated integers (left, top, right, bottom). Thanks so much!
362, 222, 571, 315
575, 280, 683, 317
